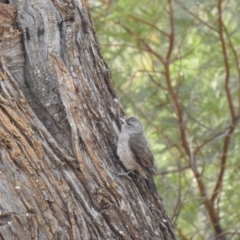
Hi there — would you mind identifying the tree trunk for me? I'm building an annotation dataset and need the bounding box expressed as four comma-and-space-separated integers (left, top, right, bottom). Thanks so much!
0, 1, 176, 239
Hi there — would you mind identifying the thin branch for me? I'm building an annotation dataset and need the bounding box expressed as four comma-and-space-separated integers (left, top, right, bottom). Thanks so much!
171, 28, 212, 63
174, 0, 218, 32
170, 162, 183, 224
164, 2, 225, 237
166, 0, 174, 61
217, 0, 235, 120
139, 54, 168, 90
185, 110, 213, 131
210, 0, 240, 205
211, 115, 240, 202
195, 170, 224, 238
127, 14, 170, 37
194, 126, 231, 155
224, 25, 240, 112
117, 22, 166, 64
155, 165, 190, 175
101, 42, 166, 61
164, 0, 190, 156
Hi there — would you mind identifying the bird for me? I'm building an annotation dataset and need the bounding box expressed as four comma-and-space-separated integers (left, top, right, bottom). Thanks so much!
117, 116, 157, 192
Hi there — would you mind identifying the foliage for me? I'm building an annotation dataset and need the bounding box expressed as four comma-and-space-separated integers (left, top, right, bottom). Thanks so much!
90, 0, 240, 239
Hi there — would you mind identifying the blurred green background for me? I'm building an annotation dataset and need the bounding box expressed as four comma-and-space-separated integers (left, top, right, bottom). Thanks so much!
89, 0, 240, 239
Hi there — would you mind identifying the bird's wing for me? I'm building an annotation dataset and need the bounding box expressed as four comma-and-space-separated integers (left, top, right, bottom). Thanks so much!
128, 134, 155, 173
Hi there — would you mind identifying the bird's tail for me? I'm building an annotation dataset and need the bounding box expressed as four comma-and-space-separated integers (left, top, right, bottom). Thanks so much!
147, 174, 157, 193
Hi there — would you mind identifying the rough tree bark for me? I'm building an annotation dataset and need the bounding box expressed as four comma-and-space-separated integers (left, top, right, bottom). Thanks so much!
0, 0, 177, 239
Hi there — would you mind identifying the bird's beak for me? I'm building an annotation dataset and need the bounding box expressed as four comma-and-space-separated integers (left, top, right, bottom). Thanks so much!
120, 118, 127, 124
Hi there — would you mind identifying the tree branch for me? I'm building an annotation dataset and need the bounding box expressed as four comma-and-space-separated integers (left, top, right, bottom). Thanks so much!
117, 22, 166, 64
128, 14, 170, 38
174, 0, 218, 32
209, 0, 240, 205
164, 2, 225, 237
211, 115, 240, 203
217, 0, 235, 120
223, 25, 240, 112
